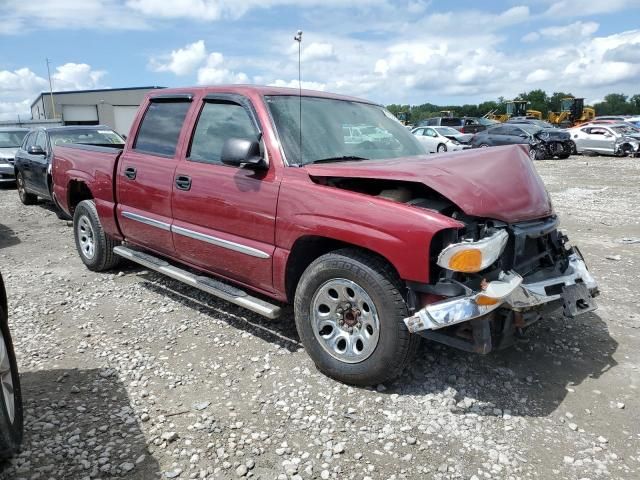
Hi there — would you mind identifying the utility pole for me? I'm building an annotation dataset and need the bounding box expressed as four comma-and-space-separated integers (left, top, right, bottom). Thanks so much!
46, 58, 57, 119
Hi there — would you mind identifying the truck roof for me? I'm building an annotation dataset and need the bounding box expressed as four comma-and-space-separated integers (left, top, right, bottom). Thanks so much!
146, 85, 378, 106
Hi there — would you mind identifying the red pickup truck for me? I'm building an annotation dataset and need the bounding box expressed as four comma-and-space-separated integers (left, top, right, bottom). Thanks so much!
52, 86, 598, 385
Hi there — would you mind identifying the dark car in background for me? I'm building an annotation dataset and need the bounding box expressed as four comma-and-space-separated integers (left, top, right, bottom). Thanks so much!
14, 125, 124, 212
0, 128, 29, 185
418, 116, 495, 134
470, 123, 574, 160
507, 117, 556, 129
0, 271, 23, 459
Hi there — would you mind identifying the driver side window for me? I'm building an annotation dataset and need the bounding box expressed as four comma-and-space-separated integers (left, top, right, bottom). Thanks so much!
188, 101, 259, 165
424, 128, 437, 137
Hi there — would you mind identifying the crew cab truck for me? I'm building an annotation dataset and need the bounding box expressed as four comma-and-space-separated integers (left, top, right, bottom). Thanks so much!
52, 86, 598, 386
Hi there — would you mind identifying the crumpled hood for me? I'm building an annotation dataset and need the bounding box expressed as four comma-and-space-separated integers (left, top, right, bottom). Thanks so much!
304, 144, 553, 223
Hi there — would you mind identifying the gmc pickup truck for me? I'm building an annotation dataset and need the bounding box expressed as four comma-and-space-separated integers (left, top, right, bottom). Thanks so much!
52, 86, 598, 386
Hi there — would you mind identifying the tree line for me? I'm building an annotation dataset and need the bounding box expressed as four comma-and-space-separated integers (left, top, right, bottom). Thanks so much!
387, 90, 640, 124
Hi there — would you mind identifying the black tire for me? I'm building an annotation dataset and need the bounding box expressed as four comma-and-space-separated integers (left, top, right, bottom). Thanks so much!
437, 143, 447, 153
16, 171, 37, 205
557, 153, 570, 159
294, 249, 419, 386
73, 200, 121, 272
529, 146, 545, 161
0, 304, 23, 459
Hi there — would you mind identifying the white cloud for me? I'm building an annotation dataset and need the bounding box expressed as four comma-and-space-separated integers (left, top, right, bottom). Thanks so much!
541, 0, 636, 17
521, 32, 540, 43
295, 42, 336, 62
539, 21, 599, 38
150, 40, 208, 75
0, 63, 107, 121
197, 52, 249, 85
526, 69, 553, 83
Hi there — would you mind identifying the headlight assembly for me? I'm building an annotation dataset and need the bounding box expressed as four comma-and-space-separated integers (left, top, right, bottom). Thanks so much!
437, 229, 509, 273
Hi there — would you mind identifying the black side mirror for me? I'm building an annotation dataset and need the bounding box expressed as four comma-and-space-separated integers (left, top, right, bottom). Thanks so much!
28, 145, 46, 155
220, 138, 266, 169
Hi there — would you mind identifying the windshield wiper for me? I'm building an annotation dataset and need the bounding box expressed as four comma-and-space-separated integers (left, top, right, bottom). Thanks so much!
307, 156, 369, 164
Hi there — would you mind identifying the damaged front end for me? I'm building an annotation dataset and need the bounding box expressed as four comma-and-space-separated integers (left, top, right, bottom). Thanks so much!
404, 216, 599, 353
614, 136, 640, 157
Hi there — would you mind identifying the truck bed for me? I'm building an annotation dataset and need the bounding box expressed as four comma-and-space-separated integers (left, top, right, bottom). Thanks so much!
52, 143, 124, 237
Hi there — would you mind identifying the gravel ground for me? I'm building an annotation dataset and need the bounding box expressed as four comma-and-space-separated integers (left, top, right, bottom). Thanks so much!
0, 155, 639, 480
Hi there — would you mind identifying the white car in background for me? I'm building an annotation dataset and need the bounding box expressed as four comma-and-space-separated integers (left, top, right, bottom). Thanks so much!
411, 126, 466, 153
567, 123, 640, 156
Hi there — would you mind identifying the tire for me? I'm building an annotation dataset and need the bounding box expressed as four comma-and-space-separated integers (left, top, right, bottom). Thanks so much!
437, 143, 447, 153
479, 143, 490, 148
16, 171, 37, 205
557, 153, 570, 159
0, 304, 23, 459
73, 200, 121, 271
294, 249, 419, 386
529, 146, 545, 161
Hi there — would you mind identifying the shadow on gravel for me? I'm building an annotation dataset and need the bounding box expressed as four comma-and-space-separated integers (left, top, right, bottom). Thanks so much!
397, 312, 618, 417
0, 368, 160, 479
139, 273, 302, 352
0, 223, 20, 250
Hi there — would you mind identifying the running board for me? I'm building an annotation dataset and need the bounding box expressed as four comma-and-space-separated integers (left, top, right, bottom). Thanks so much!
113, 246, 281, 319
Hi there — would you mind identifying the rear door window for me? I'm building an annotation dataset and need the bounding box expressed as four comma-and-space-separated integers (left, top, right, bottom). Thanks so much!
133, 100, 192, 157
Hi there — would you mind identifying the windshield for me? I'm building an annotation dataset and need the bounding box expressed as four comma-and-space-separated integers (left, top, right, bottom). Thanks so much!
0, 130, 28, 148
265, 96, 425, 165
434, 126, 460, 136
478, 117, 499, 126
612, 125, 640, 135
49, 128, 125, 147
518, 125, 542, 134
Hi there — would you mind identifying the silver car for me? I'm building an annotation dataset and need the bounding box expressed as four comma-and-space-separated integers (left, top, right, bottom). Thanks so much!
0, 128, 29, 184
567, 123, 640, 156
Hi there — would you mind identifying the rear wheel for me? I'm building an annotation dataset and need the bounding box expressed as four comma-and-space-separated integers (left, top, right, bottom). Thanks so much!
0, 304, 23, 458
294, 249, 419, 386
437, 143, 447, 153
16, 172, 37, 205
73, 200, 121, 271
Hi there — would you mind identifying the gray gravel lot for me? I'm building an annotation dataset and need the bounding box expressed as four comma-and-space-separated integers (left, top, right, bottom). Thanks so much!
0, 155, 639, 479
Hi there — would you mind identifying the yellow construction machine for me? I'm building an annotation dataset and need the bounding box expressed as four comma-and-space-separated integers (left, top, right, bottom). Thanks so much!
485, 100, 542, 122
548, 97, 595, 127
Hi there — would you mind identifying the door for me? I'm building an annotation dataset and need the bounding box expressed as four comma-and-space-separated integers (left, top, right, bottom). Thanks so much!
30, 131, 51, 195
419, 127, 439, 152
113, 106, 139, 137
503, 126, 530, 145
171, 95, 280, 292
16, 132, 36, 186
592, 127, 616, 153
116, 95, 193, 256
62, 105, 99, 125
581, 127, 612, 152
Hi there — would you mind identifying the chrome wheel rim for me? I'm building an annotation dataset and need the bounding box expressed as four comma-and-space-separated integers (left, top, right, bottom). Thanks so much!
77, 215, 96, 259
529, 147, 537, 160
0, 330, 15, 424
310, 278, 380, 364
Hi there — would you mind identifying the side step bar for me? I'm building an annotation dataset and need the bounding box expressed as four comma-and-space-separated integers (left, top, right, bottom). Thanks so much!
113, 246, 281, 319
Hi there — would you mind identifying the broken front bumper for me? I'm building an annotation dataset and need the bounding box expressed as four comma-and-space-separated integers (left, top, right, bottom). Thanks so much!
404, 253, 597, 334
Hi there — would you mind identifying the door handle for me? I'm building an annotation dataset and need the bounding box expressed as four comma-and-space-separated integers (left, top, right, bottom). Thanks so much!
175, 175, 192, 191
124, 166, 137, 180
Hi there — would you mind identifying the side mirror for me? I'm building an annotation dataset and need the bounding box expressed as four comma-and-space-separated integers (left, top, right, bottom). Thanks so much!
220, 138, 266, 169
519, 133, 529, 138
604, 133, 613, 137
28, 145, 46, 155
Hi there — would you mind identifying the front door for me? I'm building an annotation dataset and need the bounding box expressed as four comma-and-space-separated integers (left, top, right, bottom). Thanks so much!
116, 95, 193, 256
171, 94, 280, 293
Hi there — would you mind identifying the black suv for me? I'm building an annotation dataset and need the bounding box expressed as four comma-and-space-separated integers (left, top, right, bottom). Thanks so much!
470, 123, 573, 160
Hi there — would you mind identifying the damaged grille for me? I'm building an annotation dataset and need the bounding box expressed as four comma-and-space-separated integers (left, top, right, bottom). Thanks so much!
500, 216, 570, 281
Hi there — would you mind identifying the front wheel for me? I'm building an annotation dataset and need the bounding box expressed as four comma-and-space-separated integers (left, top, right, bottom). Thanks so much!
16, 172, 37, 205
529, 146, 545, 160
294, 249, 419, 386
437, 143, 447, 153
73, 200, 121, 271
0, 305, 23, 459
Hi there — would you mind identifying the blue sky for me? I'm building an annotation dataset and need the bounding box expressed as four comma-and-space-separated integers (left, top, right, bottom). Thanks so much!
1, 0, 640, 120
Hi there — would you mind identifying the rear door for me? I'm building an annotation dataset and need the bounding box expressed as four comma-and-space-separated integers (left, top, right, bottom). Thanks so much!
170, 93, 280, 292
16, 132, 36, 186
503, 125, 530, 145
116, 94, 193, 256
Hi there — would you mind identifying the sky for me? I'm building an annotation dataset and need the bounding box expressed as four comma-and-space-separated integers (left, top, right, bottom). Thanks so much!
1, 0, 640, 120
